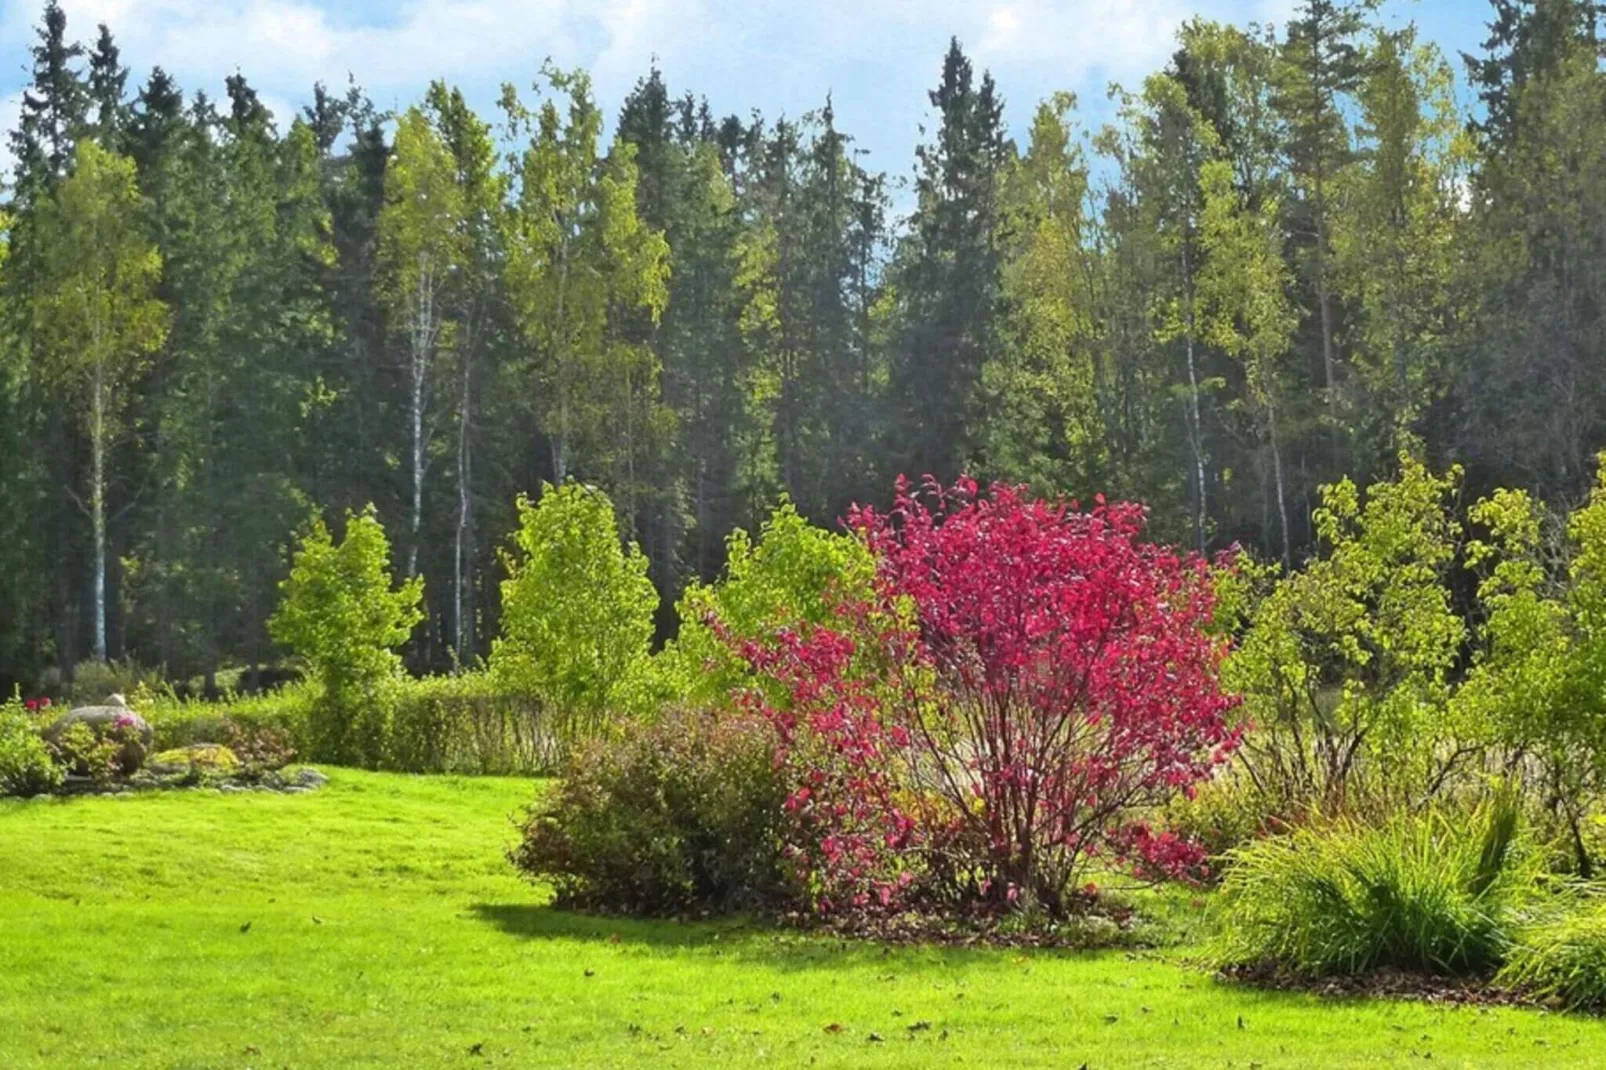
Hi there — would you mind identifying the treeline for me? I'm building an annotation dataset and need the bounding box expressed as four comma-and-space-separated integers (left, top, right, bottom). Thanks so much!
1, 0, 1603, 688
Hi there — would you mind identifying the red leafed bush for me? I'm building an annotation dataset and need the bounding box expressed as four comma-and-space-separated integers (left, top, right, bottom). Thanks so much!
739, 477, 1241, 917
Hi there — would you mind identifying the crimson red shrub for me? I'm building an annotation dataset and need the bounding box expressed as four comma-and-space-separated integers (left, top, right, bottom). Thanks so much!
739, 477, 1240, 916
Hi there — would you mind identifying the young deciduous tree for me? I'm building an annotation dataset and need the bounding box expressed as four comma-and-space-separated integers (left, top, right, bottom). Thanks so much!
1225, 456, 1466, 813
490, 484, 658, 747
269, 507, 423, 766
663, 498, 877, 708
30, 140, 167, 662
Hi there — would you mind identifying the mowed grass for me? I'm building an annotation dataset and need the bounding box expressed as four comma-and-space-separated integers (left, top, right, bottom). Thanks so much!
3, 774, 1606, 1068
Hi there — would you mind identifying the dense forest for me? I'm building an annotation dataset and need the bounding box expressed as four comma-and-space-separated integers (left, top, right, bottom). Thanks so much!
0, 0, 1601, 691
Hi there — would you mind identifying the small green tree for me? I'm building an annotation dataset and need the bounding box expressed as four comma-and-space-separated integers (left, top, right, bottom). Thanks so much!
268, 507, 423, 767
1460, 457, 1606, 874
491, 484, 657, 745
1224, 454, 1466, 813
661, 499, 878, 708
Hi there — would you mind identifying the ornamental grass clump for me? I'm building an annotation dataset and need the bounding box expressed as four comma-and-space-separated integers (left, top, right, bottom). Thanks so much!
1499, 897, 1606, 1010
1213, 789, 1535, 977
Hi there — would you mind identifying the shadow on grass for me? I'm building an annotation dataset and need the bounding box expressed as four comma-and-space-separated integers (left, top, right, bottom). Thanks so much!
470, 902, 1109, 973
472, 903, 762, 948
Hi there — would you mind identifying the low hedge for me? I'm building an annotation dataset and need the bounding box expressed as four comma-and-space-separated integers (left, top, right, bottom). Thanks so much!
138, 673, 557, 774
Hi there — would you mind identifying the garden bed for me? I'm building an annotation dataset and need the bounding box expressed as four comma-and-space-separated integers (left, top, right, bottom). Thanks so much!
38, 763, 329, 798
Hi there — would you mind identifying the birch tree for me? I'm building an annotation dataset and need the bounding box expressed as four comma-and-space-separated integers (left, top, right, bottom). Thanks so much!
378, 106, 466, 580
31, 140, 167, 661
1197, 157, 1298, 565
501, 66, 669, 496
425, 81, 504, 665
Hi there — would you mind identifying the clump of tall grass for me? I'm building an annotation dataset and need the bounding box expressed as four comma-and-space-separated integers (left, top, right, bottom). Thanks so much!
1499, 895, 1606, 1009
1212, 789, 1535, 977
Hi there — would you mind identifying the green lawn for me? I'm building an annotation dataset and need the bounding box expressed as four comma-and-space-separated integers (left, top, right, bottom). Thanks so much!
3, 773, 1604, 1068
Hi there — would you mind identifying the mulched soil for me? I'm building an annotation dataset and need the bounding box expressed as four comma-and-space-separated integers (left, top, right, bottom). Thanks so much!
780, 899, 1154, 950
1216, 961, 1560, 1011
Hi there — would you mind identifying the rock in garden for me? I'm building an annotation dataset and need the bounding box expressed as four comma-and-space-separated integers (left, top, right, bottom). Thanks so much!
46, 694, 153, 773
46, 694, 154, 747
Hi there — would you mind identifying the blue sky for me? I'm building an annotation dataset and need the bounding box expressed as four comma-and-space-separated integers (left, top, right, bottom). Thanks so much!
0, 0, 1490, 182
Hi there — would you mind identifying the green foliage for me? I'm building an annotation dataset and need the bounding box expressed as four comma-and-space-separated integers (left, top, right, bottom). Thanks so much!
511, 709, 793, 915
151, 744, 239, 775
979, 93, 1103, 495
0, 700, 61, 796
660, 499, 877, 708
1499, 896, 1606, 1010
49, 721, 121, 786
491, 484, 657, 745
268, 507, 423, 767
1223, 455, 1466, 813
1213, 790, 1534, 977
501, 66, 670, 496
66, 657, 164, 707
1458, 456, 1606, 873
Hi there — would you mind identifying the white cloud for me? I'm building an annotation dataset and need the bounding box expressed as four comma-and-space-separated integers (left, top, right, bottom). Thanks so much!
0, 0, 1361, 177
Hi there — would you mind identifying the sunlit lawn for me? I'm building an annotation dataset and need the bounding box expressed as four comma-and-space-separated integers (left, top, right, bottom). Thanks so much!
3, 770, 1604, 1068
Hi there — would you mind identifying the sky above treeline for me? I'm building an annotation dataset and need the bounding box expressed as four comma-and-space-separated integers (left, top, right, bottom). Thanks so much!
0, 1, 1488, 183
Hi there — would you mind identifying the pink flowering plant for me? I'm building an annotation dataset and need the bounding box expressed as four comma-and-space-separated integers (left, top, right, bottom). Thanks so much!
735, 477, 1242, 917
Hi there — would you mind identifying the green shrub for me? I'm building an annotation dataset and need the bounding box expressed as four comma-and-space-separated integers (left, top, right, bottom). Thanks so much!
65, 657, 165, 707
1500, 896, 1606, 1009
151, 744, 240, 775
0, 701, 61, 796
1213, 790, 1534, 977
50, 721, 122, 786
511, 710, 794, 915
1163, 771, 1286, 869
491, 484, 657, 750
659, 499, 878, 709
268, 507, 422, 767
1222, 456, 1468, 814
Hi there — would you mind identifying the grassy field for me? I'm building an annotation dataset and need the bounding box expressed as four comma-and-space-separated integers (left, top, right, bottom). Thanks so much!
3, 772, 1605, 1068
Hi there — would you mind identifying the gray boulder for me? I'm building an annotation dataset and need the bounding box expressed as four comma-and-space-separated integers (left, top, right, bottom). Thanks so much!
48, 695, 152, 743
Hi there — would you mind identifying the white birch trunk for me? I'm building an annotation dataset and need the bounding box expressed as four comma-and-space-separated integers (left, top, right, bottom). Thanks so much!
91, 362, 108, 662
453, 334, 472, 664
407, 253, 434, 580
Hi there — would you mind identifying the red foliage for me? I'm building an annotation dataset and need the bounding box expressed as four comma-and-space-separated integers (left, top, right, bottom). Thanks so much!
737, 477, 1240, 916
